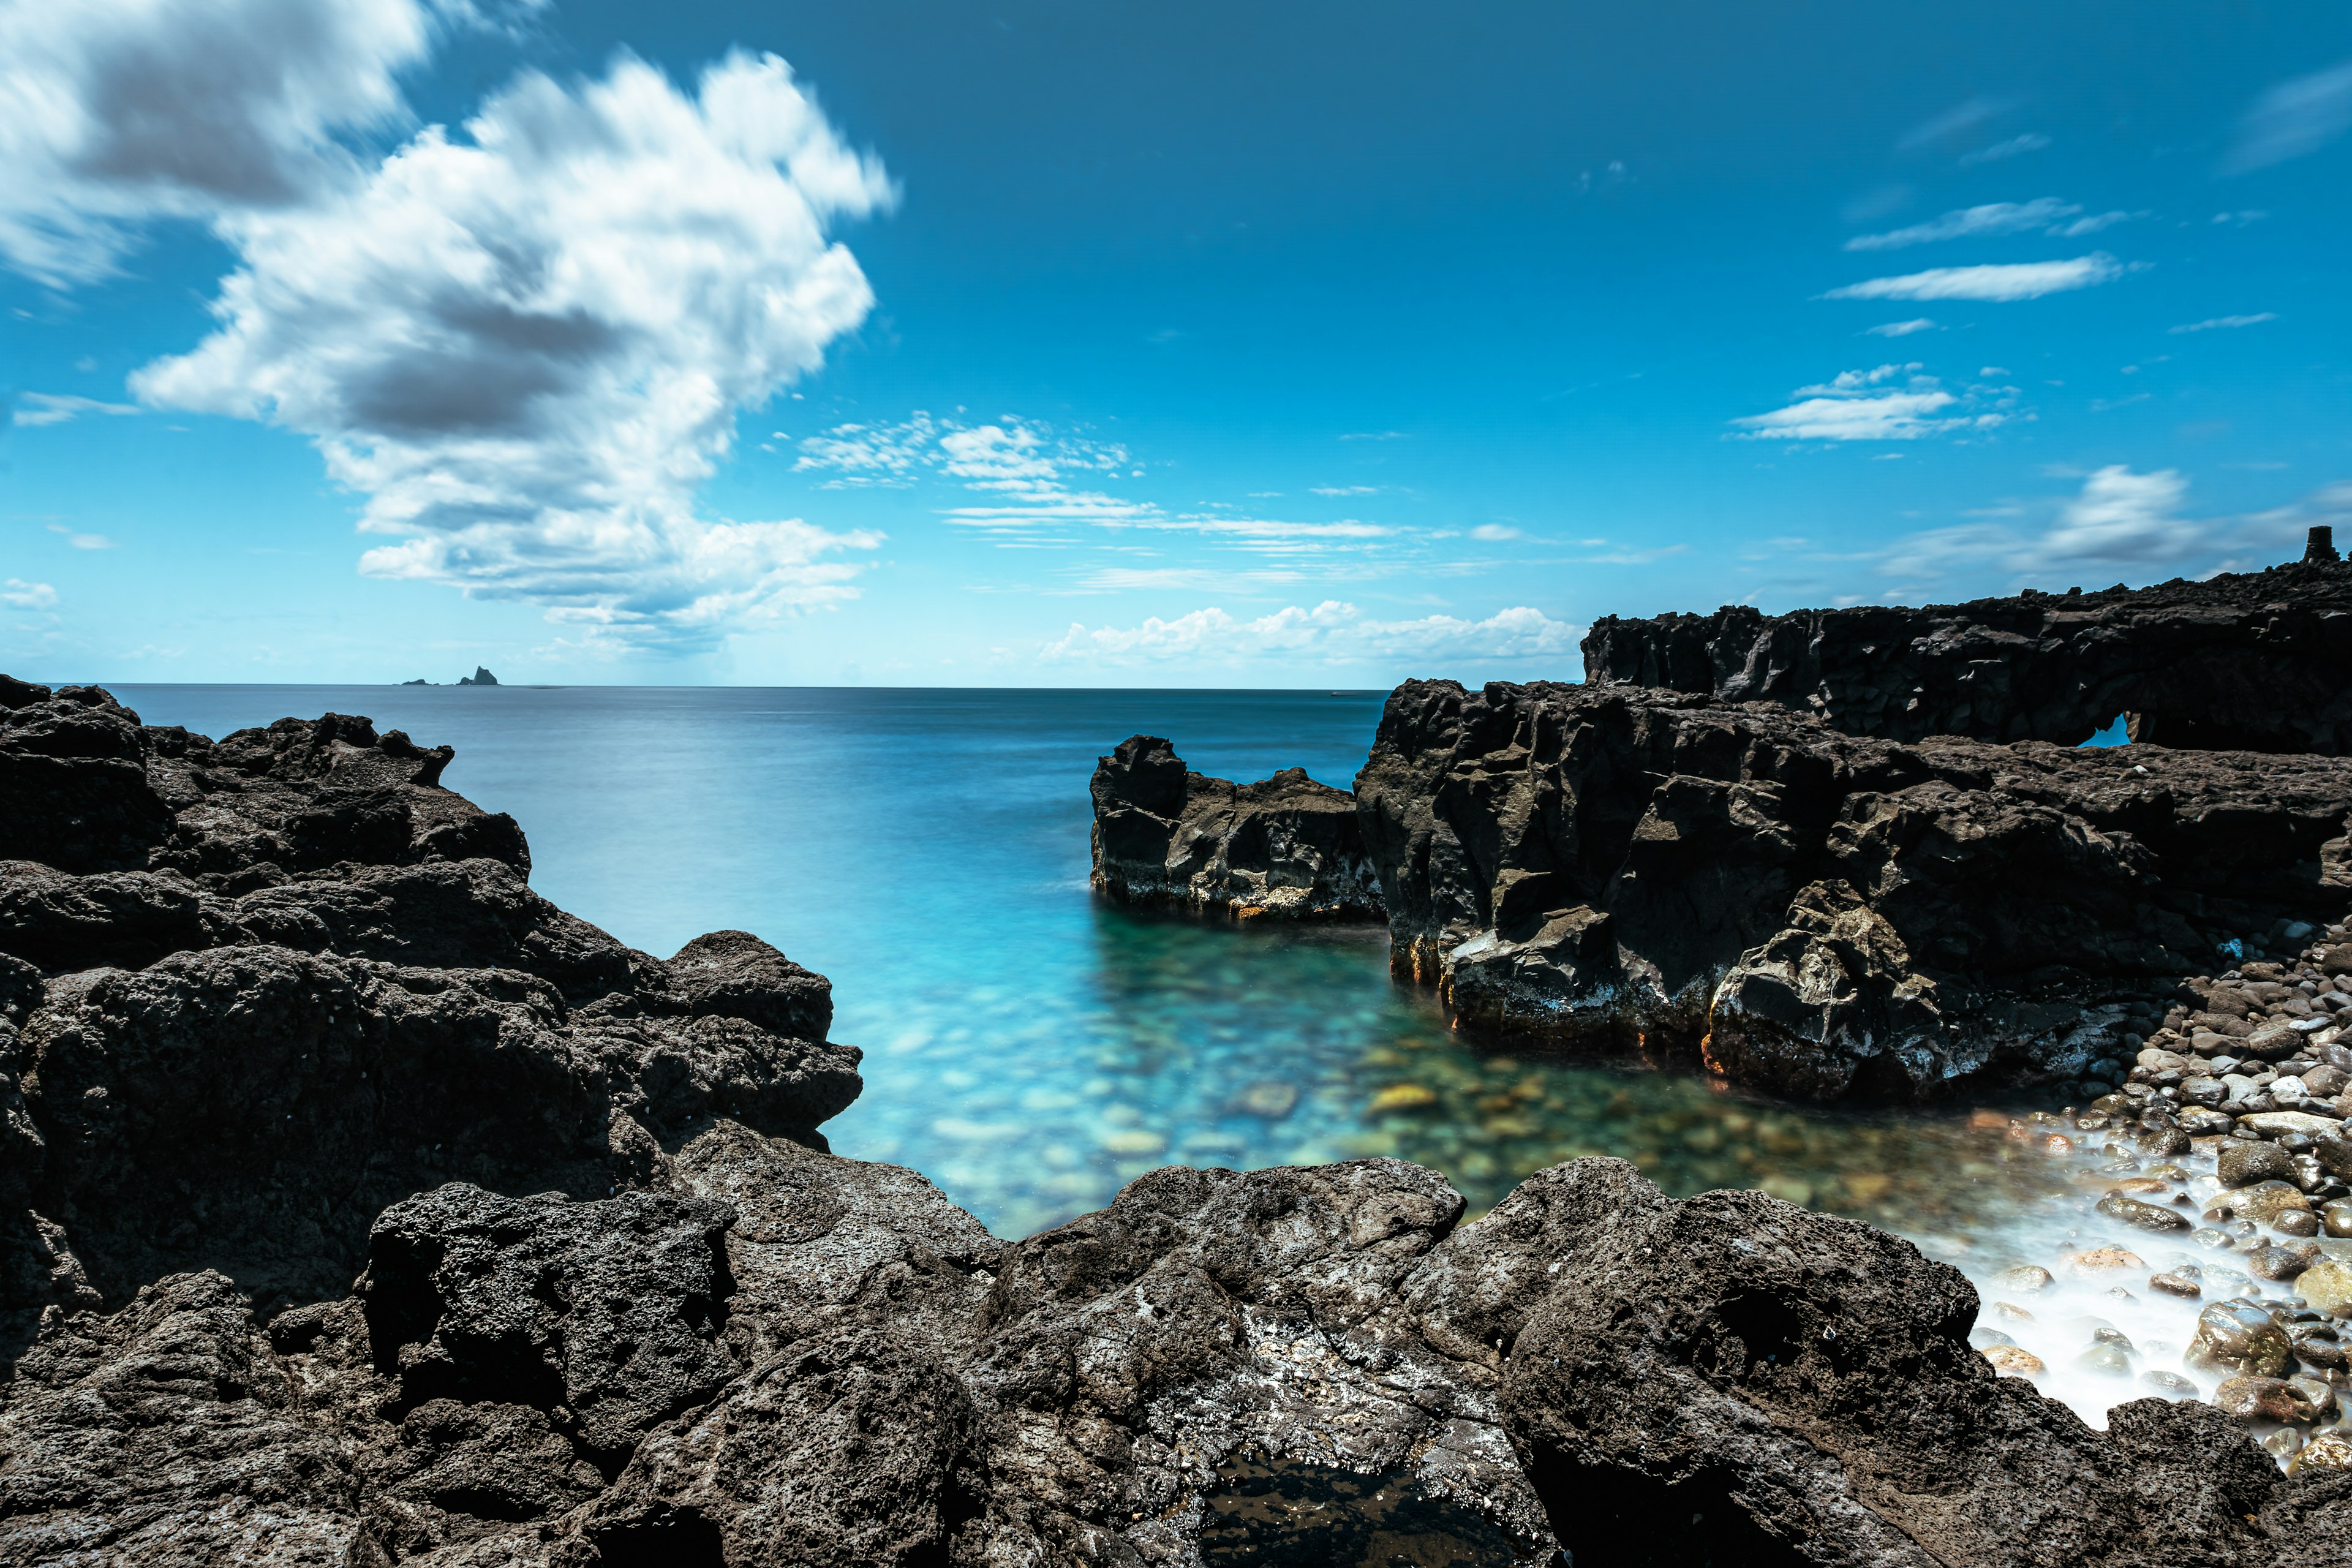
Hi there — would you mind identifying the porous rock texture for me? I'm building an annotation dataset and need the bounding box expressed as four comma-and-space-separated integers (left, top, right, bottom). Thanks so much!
0, 679, 860, 1349
1579, 558, 2352, 753
7, 675, 2348, 1566
9, 1150, 2345, 1566
1354, 677, 2352, 1099
1090, 734, 1383, 920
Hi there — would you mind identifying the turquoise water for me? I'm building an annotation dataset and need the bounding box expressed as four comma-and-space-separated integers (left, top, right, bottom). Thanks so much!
99, 684, 2047, 1237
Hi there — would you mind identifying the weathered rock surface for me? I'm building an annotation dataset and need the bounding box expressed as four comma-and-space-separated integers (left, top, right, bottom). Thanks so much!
1090, 734, 1382, 919
7, 671, 2347, 1566
12, 1146, 2344, 1566
1355, 677, 2352, 1099
0, 680, 861, 1350
1580, 557, 2352, 753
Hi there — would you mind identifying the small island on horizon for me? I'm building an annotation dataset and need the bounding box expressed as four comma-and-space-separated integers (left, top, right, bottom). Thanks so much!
402, 666, 499, 687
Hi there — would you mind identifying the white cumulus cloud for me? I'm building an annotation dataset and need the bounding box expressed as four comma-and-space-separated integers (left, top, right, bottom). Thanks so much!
1041, 600, 1581, 668
1823, 254, 2136, 303
131, 50, 895, 653
2, 579, 59, 609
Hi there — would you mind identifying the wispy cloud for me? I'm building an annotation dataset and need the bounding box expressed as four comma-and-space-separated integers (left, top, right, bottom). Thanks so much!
1898, 97, 2013, 150
12, 392, 140, 428
2169, 313, 2277, 334
1959, 132, 2051, 166
1733, 364, 2013, 442
1338, 430, 1408, 442
2225, 59, 2352, 173
1866, 318, 1938, 337
799, 412, 1408, 560
1041, 600, 1580, 666
2, 579, 59, 609
45, 523, 114, 549
1875, 467, 2350, 586
1845, 197, 2079, 251
1469, 523, 1521, 541
1823, 253, 2136, 303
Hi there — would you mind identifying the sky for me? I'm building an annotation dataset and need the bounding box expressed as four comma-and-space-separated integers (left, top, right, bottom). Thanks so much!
2, 1, 2349, 688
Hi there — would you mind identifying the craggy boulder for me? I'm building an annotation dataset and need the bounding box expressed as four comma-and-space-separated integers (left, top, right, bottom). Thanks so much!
1497, 1166, 2288, 1567
1090, 735, 1383, 920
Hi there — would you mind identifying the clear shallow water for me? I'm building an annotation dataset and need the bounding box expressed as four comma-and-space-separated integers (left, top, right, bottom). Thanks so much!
96, 684, 2334, 1434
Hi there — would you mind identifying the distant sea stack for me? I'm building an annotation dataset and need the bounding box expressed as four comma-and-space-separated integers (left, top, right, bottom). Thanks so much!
459, 665, 499, 686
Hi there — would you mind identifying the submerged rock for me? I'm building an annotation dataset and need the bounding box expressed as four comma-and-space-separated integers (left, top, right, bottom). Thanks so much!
1090, 734, 1384, 919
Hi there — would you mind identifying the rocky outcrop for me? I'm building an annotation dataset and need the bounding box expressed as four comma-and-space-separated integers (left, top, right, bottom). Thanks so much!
10, 1148, 2345, 1566
1355, 678, 2352, 1099
1090, 734, 1382, 920
4, 674, 2351, 1564
0, 679, 860, 1349
1580, 557, 2352, 753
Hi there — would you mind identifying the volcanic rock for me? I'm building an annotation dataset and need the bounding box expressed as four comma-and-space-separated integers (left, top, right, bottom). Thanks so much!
1353, 677, 2352, 1098
0, 681, 861, 1351
1090, 734, 1383, 919
1580, 557, 2352, 753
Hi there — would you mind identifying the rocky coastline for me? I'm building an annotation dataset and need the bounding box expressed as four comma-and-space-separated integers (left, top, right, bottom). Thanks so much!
6, 628, 2352, 1563
1578, 546, 2352, 753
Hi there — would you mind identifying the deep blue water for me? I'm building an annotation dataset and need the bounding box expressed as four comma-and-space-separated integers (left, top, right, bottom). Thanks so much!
104, 684, 2048, 1242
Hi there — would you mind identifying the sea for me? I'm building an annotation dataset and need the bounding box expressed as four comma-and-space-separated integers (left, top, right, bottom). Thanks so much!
96, 682, 2312, 1436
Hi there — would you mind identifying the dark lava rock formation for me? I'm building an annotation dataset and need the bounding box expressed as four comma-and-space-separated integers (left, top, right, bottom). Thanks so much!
1355, 678, 2352, 1099
9, 675, 2350, 1566
0, 678, 859, 1346
1580, 557, 2352, 753
1090, 734, 1383, 920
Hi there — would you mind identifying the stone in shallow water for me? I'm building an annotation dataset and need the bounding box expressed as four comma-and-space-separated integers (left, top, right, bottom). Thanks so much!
2191, 1303, 2291, 1378
2241, 1110, 2344, 1139
2219, 1140, 2296, 1188
1196, 1453, 1545, 1567
1989, 1300, 2037, 1322
2059, 1246, 2144, 1276
1996, 1264, 2055, 1294
1981, 1344, 2046, 1377
2288, 1431, 2352, 1474
2140, 1370, 2199, 1398
2076, 1343, 2133, 1377
2149, 1269, 2203, 1298
1368, 1084, 1439, 1112
2215, 1375, 2328, 1423
2323, 1198, 2352, 1238
1235, 1081, 1298, 1118
2098, 1193, 2191, 1232
2297, 1260, 2352, 1317
2273, 1208, 2321, 1238
2248, 1242, 2321, 1282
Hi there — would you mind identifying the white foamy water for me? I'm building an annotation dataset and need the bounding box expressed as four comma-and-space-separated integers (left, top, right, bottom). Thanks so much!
1912, 1119, 2350, 1458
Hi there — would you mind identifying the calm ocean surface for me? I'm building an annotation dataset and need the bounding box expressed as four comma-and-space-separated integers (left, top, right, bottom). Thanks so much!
96, 682, 2240, 1428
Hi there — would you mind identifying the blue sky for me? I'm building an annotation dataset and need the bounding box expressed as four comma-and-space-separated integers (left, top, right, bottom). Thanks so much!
4, 1, 2349, 686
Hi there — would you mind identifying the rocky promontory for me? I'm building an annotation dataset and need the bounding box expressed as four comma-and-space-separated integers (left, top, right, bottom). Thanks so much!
1090, 734, 1383, 920
1580, 554, 2352, 753
11, 676, 2349, 1564
1350, 677, 2352, 1100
